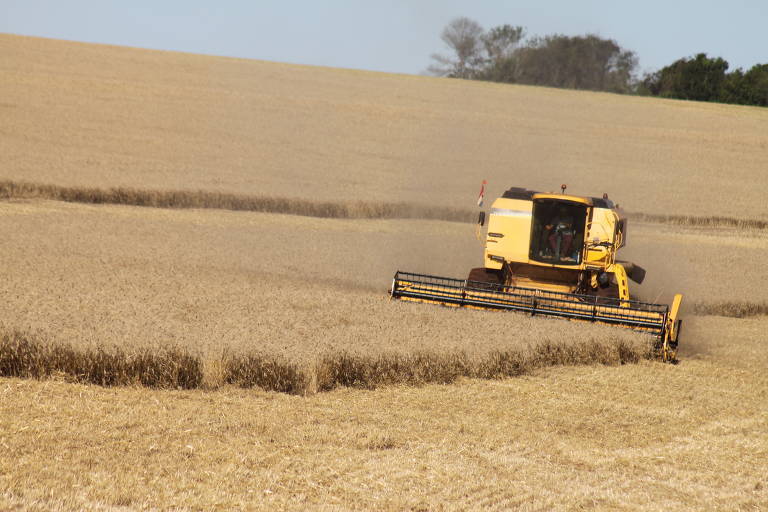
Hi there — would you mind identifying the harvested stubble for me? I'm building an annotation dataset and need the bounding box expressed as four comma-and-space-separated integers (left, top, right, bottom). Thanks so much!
2, 316, 767, 511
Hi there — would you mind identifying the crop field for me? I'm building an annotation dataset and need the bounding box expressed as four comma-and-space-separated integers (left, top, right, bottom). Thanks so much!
1, 34, 767, 510
0, 199, 656, 393
3, 34, 768, 220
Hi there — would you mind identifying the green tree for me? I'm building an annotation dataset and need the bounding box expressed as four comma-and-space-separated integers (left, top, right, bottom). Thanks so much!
512, 35, 637, 93
641, 53, 729, 102
740, 64, 768, 106
719, 68, 747, 104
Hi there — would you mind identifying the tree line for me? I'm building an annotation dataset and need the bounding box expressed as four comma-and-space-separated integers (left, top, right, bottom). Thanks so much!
429, 17, 767, 107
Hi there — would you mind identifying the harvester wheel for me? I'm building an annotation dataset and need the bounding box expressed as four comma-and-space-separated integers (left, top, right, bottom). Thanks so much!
661, 342, 678, 364
467, 268, 503, 290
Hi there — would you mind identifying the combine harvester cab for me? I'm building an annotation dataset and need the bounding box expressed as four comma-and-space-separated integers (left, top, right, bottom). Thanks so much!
391, 185, 683, 362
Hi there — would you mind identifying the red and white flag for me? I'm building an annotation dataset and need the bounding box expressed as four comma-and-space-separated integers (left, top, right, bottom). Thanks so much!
477, 180, 487, 207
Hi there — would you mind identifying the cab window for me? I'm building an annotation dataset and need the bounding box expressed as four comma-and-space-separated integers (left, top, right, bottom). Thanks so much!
529, 201, 587, 265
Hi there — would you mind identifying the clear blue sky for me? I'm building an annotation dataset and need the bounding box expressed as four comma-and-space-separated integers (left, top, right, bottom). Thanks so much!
2, 0, 766, 75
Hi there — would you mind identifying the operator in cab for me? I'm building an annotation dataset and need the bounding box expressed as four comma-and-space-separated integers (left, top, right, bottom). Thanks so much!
546, 206, 575, 261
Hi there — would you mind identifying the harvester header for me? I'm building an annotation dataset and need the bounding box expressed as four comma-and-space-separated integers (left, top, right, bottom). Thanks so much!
391, 185, 683, 362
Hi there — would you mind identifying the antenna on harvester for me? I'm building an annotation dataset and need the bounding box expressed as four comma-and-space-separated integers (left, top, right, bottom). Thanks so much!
476, 179, 487, 241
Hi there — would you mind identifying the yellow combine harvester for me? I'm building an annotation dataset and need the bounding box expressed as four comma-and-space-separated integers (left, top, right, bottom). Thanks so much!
391, 185, 683, 362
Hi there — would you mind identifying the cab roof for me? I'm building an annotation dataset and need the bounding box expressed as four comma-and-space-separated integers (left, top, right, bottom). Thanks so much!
501, 186, 614, 208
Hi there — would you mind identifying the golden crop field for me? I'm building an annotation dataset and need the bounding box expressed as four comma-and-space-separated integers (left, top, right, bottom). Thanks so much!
1, 34, 767, 510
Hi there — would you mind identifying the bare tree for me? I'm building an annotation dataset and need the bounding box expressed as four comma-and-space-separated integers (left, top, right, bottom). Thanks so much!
428, 17, 485, 78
